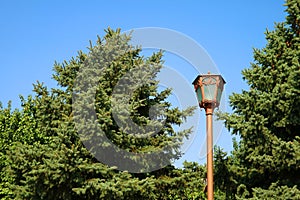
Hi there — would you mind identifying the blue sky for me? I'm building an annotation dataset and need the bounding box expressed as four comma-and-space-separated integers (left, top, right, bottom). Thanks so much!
0, 1, 286, 165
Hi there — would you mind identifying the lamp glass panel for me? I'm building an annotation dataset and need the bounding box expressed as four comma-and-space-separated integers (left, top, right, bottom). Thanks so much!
217, 88, 222, 103
203, 84, 216, 101
202, 77, 217, 101
196, 87, 203, 102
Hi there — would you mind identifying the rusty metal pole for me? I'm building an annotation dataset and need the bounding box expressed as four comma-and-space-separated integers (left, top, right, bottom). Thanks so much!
205, 106, 214, 200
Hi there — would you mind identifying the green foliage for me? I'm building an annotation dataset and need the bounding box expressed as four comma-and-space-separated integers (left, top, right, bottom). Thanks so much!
0, 28, 205, 199
250, 183, 300, 200
216, 0, 300, 198
213, 147, 235, 199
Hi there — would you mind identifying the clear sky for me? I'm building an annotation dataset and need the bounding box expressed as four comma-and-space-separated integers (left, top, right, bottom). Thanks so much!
0, 1, 286, 165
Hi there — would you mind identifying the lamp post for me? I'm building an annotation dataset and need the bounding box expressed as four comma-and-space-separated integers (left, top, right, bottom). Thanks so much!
192, 72, 225, 200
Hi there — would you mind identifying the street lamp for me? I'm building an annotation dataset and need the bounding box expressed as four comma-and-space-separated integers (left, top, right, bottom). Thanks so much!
192, 72, 225, 200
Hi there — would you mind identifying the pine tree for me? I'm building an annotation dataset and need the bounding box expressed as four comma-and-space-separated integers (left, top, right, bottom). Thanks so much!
0, 28, 206, 199
218, 0, 300, 198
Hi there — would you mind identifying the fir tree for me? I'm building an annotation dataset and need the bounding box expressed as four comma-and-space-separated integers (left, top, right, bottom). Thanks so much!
218, 0, 300, 198
0, 28, 206, 199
